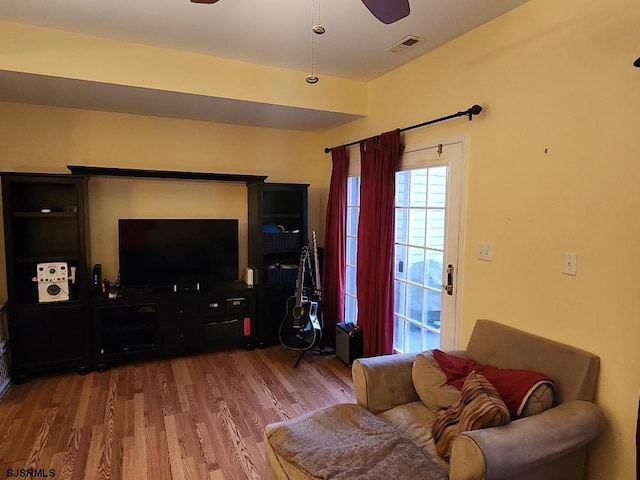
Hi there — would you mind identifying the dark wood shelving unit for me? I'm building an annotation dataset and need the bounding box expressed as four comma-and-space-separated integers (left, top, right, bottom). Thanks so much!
1, 168, 309, 376
1, 173, 91, 381
92, 284, 256, 370
248, 183, 309, 345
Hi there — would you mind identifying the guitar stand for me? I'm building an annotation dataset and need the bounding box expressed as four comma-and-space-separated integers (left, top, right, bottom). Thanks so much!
292, 343, 334, 368
293, 350, 307, 368
293, 317, 335, 368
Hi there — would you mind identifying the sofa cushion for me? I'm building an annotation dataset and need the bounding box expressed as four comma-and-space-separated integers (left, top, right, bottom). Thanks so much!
412, 353, 462, 413
521, 382, 555, 417
432, 349, 554, 418
432, 371, 511, 461
377, 401, 449, 471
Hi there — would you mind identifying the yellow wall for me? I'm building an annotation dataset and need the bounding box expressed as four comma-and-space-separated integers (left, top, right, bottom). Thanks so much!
325, 0, 640, 477
0, 101, 330, 283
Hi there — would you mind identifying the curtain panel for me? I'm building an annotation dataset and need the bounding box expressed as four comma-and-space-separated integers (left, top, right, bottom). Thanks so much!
322, 146, 349, 345
356, 130, 404, 357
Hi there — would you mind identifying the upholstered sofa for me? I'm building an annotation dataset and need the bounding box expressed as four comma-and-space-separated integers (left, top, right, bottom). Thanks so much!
264, 320, 604, 479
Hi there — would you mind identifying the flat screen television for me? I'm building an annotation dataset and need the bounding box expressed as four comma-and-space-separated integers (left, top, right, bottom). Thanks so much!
118, 219, 239, 289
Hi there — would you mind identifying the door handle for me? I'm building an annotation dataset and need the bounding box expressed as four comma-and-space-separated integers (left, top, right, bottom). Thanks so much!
442, 264, 454, 296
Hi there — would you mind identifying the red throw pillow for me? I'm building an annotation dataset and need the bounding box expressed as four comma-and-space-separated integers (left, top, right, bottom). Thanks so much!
432, 349, 553, 418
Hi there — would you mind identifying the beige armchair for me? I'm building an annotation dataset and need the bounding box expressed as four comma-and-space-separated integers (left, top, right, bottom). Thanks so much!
264, 320, 604, 479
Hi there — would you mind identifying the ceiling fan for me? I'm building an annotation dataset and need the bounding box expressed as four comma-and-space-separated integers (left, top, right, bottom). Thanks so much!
190, 0, 411, 25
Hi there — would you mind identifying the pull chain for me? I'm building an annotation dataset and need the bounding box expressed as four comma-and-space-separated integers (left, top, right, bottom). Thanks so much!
306, 0, 324, 84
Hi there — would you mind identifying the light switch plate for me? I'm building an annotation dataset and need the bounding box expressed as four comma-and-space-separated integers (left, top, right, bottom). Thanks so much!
563, 252, 577, 276
478, 243, 493, 261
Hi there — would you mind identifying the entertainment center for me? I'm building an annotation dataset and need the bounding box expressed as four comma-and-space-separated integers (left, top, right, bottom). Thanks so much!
92, 283, 255, 371
1, 167, 308, 381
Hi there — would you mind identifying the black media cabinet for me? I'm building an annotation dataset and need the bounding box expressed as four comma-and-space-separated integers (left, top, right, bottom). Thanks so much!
92, 282, 255, 370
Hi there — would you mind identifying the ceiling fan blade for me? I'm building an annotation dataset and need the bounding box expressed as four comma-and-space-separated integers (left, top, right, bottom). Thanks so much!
190, 0, 220, 4
361, 0, 410, 24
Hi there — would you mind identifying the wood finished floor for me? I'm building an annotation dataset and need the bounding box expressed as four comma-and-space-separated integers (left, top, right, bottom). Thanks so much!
0, 346, 355, 479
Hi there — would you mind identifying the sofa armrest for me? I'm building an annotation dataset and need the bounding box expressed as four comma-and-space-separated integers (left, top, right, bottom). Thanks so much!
449, 400, 605, 480
352, 353, 418, 414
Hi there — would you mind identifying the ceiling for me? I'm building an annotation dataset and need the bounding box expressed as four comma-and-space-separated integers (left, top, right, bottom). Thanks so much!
0, 0, 530, 131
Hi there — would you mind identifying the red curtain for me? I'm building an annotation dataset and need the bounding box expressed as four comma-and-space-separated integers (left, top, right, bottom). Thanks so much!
322, 146, 349, 346
356, 130, 404, 357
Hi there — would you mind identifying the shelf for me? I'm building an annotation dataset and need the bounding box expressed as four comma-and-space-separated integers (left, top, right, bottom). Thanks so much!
15, 255, 80, 263
13, 212, 77, 218
101, 324, 155, 335
11, 300, 84, 310
263, 213, 303, 219
67, 165, 268, 184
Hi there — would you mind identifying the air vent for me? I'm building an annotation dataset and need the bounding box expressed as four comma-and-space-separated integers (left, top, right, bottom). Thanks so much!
386, 35, 426, 53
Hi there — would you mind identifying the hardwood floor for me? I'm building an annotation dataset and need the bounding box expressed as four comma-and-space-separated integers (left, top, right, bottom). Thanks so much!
0, 346, 355, 479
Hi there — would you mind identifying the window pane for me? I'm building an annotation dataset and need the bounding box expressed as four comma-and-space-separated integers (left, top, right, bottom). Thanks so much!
422, 329, 440, 350
396, 171, 410, 207
408, 208, 426, 246
395, 244, 407, 280
346, 236, 357, 266
345, 295, 357, 323
425, 250, 443, 289
394, 281, 406, 315
406, 322, 422, 353
427, 166, 447, 208
347, 206, 359, 236
424, 289, 441, 331
393, 316, 404, 351
395, 208, 408, 244
346, 266, 357, 296
409, 170, 428, 207
347, 176, 360, 205
426, 209, 445, 249
406, 247, 425, 285
406, 284, 423, 323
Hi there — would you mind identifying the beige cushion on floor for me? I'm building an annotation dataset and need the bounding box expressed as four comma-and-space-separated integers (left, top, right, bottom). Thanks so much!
377, 401, 449, 472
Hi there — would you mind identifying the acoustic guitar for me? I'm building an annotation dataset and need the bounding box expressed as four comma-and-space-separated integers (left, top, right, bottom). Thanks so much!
310, 231, 325, 335
279, 247, 322, 351
311, 230, 322, 300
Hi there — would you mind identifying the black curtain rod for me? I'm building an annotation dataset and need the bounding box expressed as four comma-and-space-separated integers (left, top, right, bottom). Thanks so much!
324, 104, 483, 154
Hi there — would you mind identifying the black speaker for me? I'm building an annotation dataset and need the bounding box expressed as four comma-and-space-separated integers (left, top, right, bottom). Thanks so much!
335, 322, 363, 366
92, 264, 102, 291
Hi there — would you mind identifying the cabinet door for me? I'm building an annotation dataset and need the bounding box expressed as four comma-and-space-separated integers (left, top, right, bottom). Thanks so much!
259, 286, 291, 344
97, 304, 157, 355
9, 305, 87, 372
248, 183, 308, 345
159, 302, 202, 354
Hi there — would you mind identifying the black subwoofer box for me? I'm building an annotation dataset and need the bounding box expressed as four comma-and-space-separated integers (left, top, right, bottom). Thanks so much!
335, 322, 363, 366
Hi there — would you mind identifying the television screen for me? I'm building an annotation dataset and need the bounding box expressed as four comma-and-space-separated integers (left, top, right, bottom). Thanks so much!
118, 219, 239, 289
